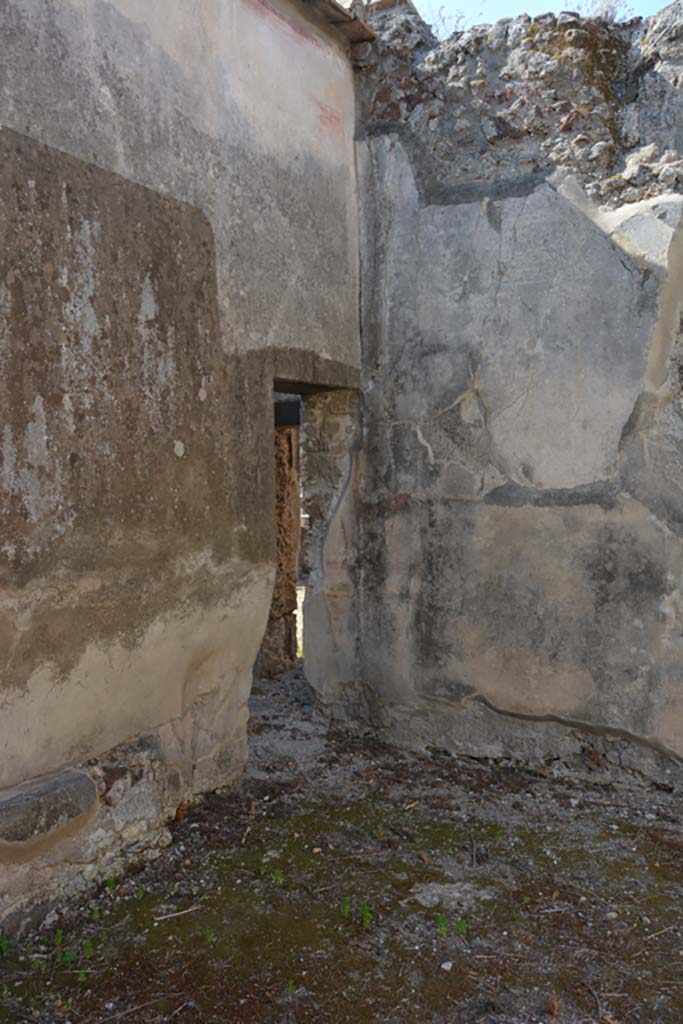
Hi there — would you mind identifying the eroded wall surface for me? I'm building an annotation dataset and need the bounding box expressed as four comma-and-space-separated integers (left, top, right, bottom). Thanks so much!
0, 0, 360, 927
308, 2, 683, 774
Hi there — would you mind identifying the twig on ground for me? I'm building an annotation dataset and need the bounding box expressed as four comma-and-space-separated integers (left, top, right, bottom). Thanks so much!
153, 904, 201, 923
560, 883, 605, 903
469, 835, 477, 867
168, 1001, 191, 1019
644, 923, 678, 941
586, 985, 603, 1018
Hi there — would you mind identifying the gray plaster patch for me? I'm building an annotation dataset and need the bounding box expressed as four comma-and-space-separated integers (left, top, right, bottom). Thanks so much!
414, 182, 657, 490
484, 480, 621, 510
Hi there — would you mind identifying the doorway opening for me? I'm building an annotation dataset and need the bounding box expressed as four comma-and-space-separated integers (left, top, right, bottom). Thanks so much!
255, 384, 359, 687
255, 393, 307, 677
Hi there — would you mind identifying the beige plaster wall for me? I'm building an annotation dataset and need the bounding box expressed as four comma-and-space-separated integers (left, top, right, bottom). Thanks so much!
0, 0, 360, 893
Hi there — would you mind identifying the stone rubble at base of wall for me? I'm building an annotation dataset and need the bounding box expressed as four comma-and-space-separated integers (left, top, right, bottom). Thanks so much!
0, 712, 246, 937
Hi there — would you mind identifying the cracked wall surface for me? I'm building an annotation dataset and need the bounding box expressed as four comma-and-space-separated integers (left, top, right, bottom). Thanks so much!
308, 0, 683, 774
0, 0, 361, 930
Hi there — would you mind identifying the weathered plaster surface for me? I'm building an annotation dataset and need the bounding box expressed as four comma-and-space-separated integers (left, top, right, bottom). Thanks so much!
0, 0, 360, 364
0, 128, 275, 791
352, 132, 683, 760
361, 138, 658, 495
0, 0, 360, 927
309, 3, 683, 772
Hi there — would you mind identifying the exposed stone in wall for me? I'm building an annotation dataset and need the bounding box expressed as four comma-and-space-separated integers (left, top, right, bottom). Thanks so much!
257, 425, 301, 677
357, 0, 683, 208
0, 725, 209, 935
0, 770, 97, 853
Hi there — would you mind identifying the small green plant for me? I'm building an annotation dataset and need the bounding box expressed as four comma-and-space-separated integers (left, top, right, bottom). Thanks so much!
2, 982, 9, 998
106, 878, 116, 896
286, 979, 296, 993
359, 899, 373, 928
78, 971, 87, 983
136, 883, 144, 899
0, 936, 16, 958
258, 862, 268, 877
341, 896, 351, 920
204, 928, 216, 944
83, 938, 94, 959
436, 913, 448, 937
272, 868, 284, 886
455, 918, 468, 936
62, 948, 78, 964
100, 929, 109, 943
91, 907, 100, 922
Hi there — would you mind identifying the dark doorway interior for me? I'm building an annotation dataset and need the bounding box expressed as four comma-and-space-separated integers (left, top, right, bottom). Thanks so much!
256, 395, 303, 677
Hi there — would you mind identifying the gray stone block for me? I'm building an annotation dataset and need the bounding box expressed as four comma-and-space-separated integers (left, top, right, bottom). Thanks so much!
0, 769, 97, 845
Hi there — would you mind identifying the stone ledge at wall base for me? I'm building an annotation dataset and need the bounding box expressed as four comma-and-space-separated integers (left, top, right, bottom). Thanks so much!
0, 770, 97, 852
0, 704, 247, 938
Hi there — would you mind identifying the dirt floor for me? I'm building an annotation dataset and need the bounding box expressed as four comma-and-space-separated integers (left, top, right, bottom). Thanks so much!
1, 667, 682, 1024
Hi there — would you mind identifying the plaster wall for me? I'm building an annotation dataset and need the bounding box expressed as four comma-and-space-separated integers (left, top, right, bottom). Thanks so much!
345, 132, 683, 766
0, 0, 360, 924
308, 5, 683, 774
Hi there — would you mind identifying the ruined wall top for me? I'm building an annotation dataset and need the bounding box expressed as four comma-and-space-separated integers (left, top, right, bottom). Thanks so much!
357, 0, 683, 207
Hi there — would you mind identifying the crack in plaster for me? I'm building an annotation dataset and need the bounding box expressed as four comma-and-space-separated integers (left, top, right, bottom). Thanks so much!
459, 692, 683, 766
